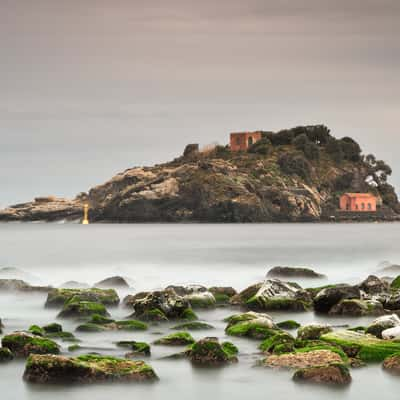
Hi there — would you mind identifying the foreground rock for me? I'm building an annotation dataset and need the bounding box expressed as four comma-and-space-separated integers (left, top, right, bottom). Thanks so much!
267, 266, 325, 279
131, 289, 197, 322
0, 347, 14, 362
321, 330, 400, 362
24, 354, 158, 383
297, 324, 332, 340
366, 314, 400, 338
229, 282, 263, 306
225, 311, 277, 339
264, 349, 343, 369
45, 288, 120, 308
188, 337, 238, 366
313, 284, 361, 313
383, 354, 400, 374
154, 332, 195, 346
94, 276, 130, 289
246, 279, 311, 311
293, 363, 351, 385
57, 300, 110, 319
2, 332, 60, 357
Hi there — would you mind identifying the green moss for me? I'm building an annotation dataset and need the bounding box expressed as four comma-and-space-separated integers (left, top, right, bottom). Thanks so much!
293, 362, 351, 384
246, 296, 310, 311
172, 321, 214, 331
259, 331, 295, 353
68, 344, 81, 352
0, 347, 14, 362
321, 330, 400, 362
90, 314, 115, 324
348, 326, 367, 333
306, 284, 338, 298
140, 308, 169, 322
58, 300, 109, 318
181, 308, 198, 321
2, 333, 60, 357
116, 341, 151, 355
213, 293, 231, 303
221, 342, 239, 358
46, 288, 120, 307
154, 332, 195, 346
277, 320, 301, 330
46, 331, 77, 341
76, 323, 107, 332
28, 325, 44, 336
42, 323, 63, 334
115, 320, 148, 331
226, 321, 278, 340
390, 276, 400, 290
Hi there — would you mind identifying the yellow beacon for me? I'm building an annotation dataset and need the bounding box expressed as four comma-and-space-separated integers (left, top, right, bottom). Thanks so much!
82, 204, 89, 225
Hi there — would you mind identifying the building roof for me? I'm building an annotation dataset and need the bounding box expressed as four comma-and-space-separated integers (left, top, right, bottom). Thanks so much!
341, 193, 376, 198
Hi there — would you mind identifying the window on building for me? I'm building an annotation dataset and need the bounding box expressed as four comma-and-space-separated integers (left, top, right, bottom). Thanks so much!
368, 203, 372, 210
248, 136, 254, 146
361, 203, 365, 210
355, 204, 358, 210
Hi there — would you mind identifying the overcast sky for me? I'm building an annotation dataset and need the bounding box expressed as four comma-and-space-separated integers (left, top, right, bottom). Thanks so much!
0, 0, 399, 207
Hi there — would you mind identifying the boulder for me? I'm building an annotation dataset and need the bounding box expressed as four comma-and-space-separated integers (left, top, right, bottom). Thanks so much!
188, 337, 238, 366
229, 282, 263, 306
132, 289, 196, 322
276, 320, 301, 330
293, 363, 351, 385
225, 311, 277, 339
154, 332, 195, 346
246, 279, 312, 312
1, 332, 59, 357
23, 354, 158, 384
321, 330, 400, 362
259, 331, 295, 354
208, 286, 237, 304
382, 326, 400, 340
358, 275, 388, 295
57, 300, 110, 319
267, 266, 325, 279
94, 276, 130, 289
116, 341, 151, 356
297, 324, 332, 340
264, 349, 343, 369
366, 314, 400, 338
329, 299, 384, 316
45, 288, 120, 308
184, 291, 216, 309
383, 292, 400, 310
123, 292, 149, 308
313, 284, 361, 313
0, 347, 13, 362
383, 354, 400, 374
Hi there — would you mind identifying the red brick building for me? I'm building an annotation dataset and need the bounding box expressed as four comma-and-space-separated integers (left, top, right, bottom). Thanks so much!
339, 193, 377, 212
230, 132, 262, 151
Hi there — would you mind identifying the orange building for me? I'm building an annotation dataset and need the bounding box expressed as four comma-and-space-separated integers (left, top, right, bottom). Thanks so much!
339, 193, 377, 212
230, 131, 262, 151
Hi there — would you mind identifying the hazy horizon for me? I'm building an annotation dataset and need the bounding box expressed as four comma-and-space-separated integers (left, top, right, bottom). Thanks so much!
1, 0, 399, 207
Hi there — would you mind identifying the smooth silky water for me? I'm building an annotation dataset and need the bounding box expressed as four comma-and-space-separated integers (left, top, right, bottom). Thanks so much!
0, 223, 400, 399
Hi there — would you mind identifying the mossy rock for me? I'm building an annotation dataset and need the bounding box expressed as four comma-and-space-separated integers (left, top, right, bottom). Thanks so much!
116, 341, 151, 356
259, 331, 295, 354
24, 354, 158, 383
390, 276, 400, 290
76, 323, 107, 333
68, 344, 81, 352
2, 332, 60, 357
229, 282, 262, 305
277, 320, 301, 330
46, 331, 77, 342
57, 300, 110, 319
137, 308, 169, 322
297, 324, 332, 340
154, 332, 195, 346
209, 287, 236, 304
42, 323, 63, 334
172, 321, 214, 331
45, 288, 120, 308
188, 337, 238, 366
0, 347, 14, 362
292, 363, 351, 385
28, 325, 44, 336
90, 314, 114, 325
185, 292, 216, 309
114, 320, 148, 331
321, 330, 400, 362
181, 308, 198, 321
246, 296, 310, 312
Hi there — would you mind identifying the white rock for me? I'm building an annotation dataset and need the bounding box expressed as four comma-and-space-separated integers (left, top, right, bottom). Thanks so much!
382, 326, 400, 340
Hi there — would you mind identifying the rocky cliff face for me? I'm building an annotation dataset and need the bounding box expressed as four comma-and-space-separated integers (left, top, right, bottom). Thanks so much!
1, 125, 398, 222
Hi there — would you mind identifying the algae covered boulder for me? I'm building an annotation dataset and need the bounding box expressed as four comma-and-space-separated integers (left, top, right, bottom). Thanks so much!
267, 266, 325, 279
320, 329, 400, 362
0, 347, 14, 362
117, 341, 151, 356
184, 291, 216, 309
293, 363, 351, 385
154, 332, 195, 346
313, 284, 361, 313
225, 311, 277, 339
45, 288, 120, 308
23, 354, 158, 384
246, 279, 311, 312
188, 337, 238, 366
366, 314, 400, 338
229, 282, 263, 306
209, 287, 237, 304
2, 332, 60, 357
277, 320, 301, 330
297, 324, 332, 341
259, 331, 295, 354
57, 299, 110, 319
329, 299, 384, 317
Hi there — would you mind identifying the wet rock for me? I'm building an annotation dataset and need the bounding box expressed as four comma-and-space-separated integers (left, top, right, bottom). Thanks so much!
225, 311, 277, 339
383, 291, 400, 310
0, 279, 51, 293
246, 279, 312, 312
382, 326, 400, 340
267, 266, 325, 279
208, 287, 237, 304
313, 284, 361, 313
123, 292, 149, 308
23, 354, 158, 383
292, 363, 351, 385
276, 320, 301, 330
358, 275, 388, 295
188, 337, 238, 366
383, 354, 400, 374
184, 291, 216, 309
229, 282, 263, 306
57, 300, 110, 319
131, 289, 196, 322
259, 331, 295, 354
297, 324, 333, 340
264, 349, 343, 369
1, 332, 60, 357
0, 347, 13, 362
116, 341, 151, 356
366, 314, 400, 338
154, 332, 195, 346
390, 276, 400, 290
45, 288, 120, 308
77, 315, 147, 332
94, 276, 130, 289
329, 299, 384, 316
321, 330, 400, 362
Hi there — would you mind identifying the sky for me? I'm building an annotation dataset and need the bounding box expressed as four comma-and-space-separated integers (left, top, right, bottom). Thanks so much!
0, 0, 399, 207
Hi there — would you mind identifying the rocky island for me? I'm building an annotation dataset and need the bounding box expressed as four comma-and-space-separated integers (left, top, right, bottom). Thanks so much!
1, 125, 399, 222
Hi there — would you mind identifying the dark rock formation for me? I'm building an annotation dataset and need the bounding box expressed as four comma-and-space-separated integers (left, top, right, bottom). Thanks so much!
313, 284, 361, 313
292, 363, 351, 385
267, 266, 325, 279
188, 337, 238, 366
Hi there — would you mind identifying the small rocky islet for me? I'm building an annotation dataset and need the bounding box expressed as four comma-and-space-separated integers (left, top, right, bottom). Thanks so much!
3, 267, 400, 386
